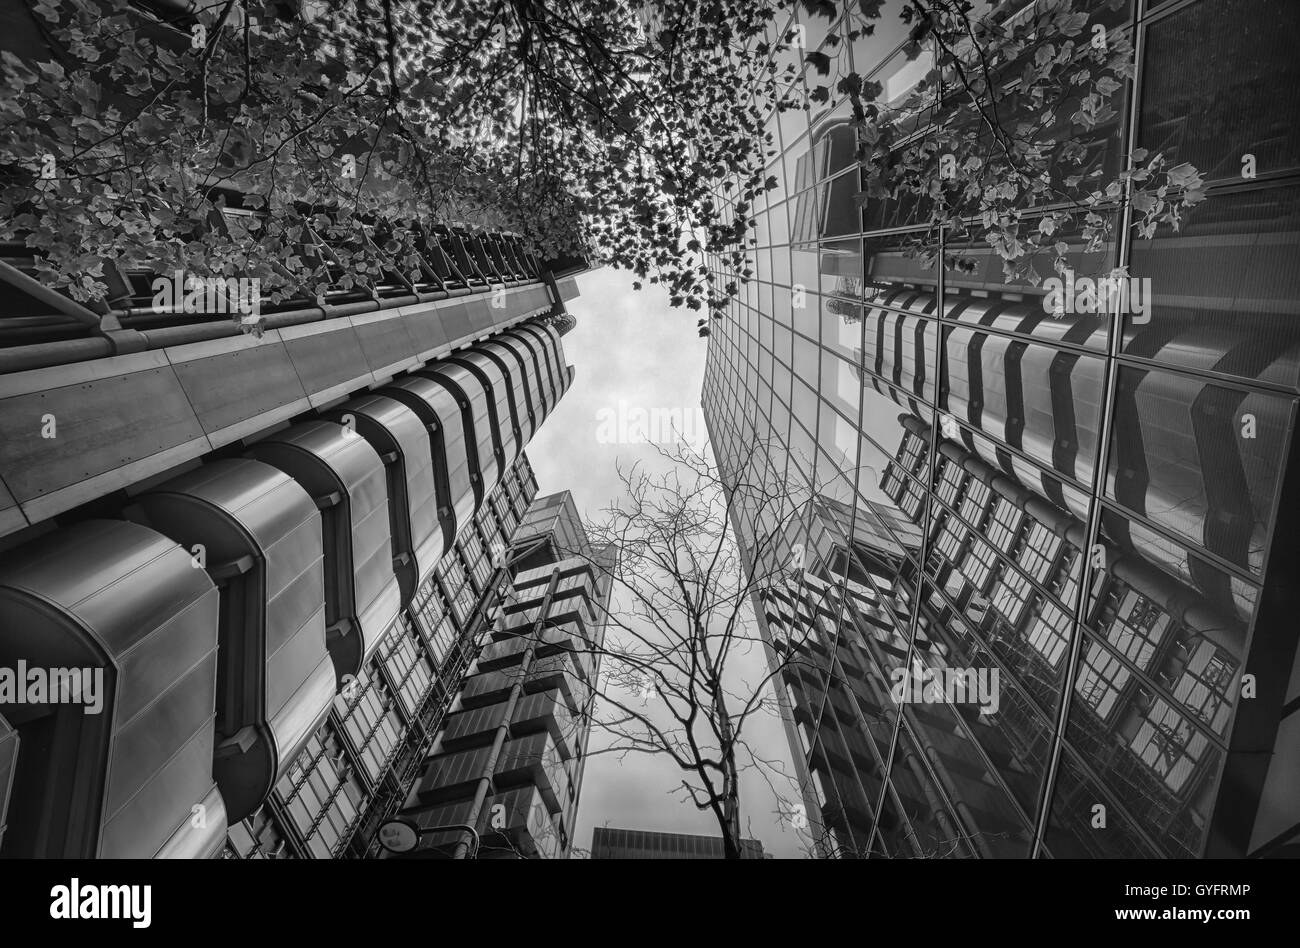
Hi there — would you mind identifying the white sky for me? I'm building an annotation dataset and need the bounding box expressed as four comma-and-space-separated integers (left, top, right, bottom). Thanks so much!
528, 267, 810, 858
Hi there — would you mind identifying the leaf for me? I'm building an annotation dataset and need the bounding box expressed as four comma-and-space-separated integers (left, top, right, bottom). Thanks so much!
805, 51, 831, 76
1166, 161, 1202, 189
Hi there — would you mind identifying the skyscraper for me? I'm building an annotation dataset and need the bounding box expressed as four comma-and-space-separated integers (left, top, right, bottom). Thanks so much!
0, 281, 580, 860
701, 0, 1299, 858
228, 453, 546, 859
0, 0, 607, 861
0, 10, 596, 860
392, 492, 614, 859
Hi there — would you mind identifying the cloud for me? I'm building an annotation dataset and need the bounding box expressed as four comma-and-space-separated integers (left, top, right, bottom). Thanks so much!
528, 268, 808, 857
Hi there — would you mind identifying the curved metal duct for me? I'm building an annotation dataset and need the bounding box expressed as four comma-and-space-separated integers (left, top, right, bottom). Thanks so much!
450, 349, 520, 464
246, 421, 403, 683
480, 338, 540, 440
127, 459, 337, 824
380, 374, 477, 548
322, 395, 446, 606
0, 519, 227, 857
420, 361, 502, 502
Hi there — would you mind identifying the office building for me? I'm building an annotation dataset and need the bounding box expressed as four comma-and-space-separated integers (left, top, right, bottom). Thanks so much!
590, 826, 767, 859
226, 454, 543, 859
701, 0, 1299, 857
0, 2, 593, 860
392, 492, 615, 859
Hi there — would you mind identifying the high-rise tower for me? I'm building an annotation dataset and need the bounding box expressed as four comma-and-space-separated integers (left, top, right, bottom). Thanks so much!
700, 0, 1300, 858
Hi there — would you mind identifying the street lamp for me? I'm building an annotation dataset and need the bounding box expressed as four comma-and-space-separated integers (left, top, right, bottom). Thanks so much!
376, 818, 481, 858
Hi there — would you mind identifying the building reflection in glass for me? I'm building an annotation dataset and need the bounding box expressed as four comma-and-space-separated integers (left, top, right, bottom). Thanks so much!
702, 0, 1300, 858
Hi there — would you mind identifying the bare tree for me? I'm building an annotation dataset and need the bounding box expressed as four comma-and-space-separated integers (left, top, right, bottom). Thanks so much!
487, 437, 874, 858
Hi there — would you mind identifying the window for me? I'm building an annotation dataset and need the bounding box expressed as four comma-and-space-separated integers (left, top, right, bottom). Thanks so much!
934, 514, 966, 564
959, 536, 997, 593
1074, 639, 1130, 721
935, 457, 965, 507
336, 667, 402, 784
991, 567, 1033, 630
986, 497, 1025, 554
1129, 699, 1209, 794
1016, 521, 1062, 583
1100, 587, 1170, 672
382, 620, 434, 718
1174, 643, 1236, 735
959, 478, 991, 530
275, 722, 367, 859
1026, 597, 1072, 669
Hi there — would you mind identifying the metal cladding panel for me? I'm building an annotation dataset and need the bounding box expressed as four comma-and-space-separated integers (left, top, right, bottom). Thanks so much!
246, 422, 402, 678
514, 325, 561, 410
511, 688, 579, 759
0, 713, 15, 852
534, 323, 571, 398
0, 519, 225, 858
0, 364, 206, 506
433, 298, 475, 343
487, 784, 561, 858
352, 309, 420, 373
401, 796, 475, 853
417, 743, 492, 804
495, 333, 550, 420
480, 340, 536, 441
402, 786, 560, 858
173, 339, 310, 433
129, 459, 335, 823
423, 362, 500, 500
382, 375, 477, 541
458, 669, 513, 708
401, 300, 454, 356
438, 702, 506, 751
281, 324, 370, 395
457, 351, 519, 463
326, 394, 445, 603
494, 731, 564, 814
462, 292, 499, 337
155, 784, 228, 859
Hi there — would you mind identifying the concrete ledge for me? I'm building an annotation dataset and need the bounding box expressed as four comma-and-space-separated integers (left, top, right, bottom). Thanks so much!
0, 284, 557, 538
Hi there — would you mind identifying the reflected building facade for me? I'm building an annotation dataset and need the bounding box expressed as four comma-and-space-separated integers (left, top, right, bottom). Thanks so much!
702, 0, 1300, 857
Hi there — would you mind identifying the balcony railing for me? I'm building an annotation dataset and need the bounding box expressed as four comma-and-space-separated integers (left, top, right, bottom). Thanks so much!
0, 199, 545, 369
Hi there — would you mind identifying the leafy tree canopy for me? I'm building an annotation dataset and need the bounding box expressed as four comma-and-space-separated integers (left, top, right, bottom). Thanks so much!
0, 0, 1203, 319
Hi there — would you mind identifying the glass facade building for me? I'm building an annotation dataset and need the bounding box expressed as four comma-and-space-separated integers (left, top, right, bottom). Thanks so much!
590, 826, 767, 859
702, 0, 1300, 857
394, 492, 615, 859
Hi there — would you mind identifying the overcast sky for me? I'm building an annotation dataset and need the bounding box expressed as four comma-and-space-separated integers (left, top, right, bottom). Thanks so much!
527, 267, 810, 858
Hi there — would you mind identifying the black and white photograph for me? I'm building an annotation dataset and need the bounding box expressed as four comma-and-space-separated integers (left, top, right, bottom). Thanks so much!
0, 0, 1292, 930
